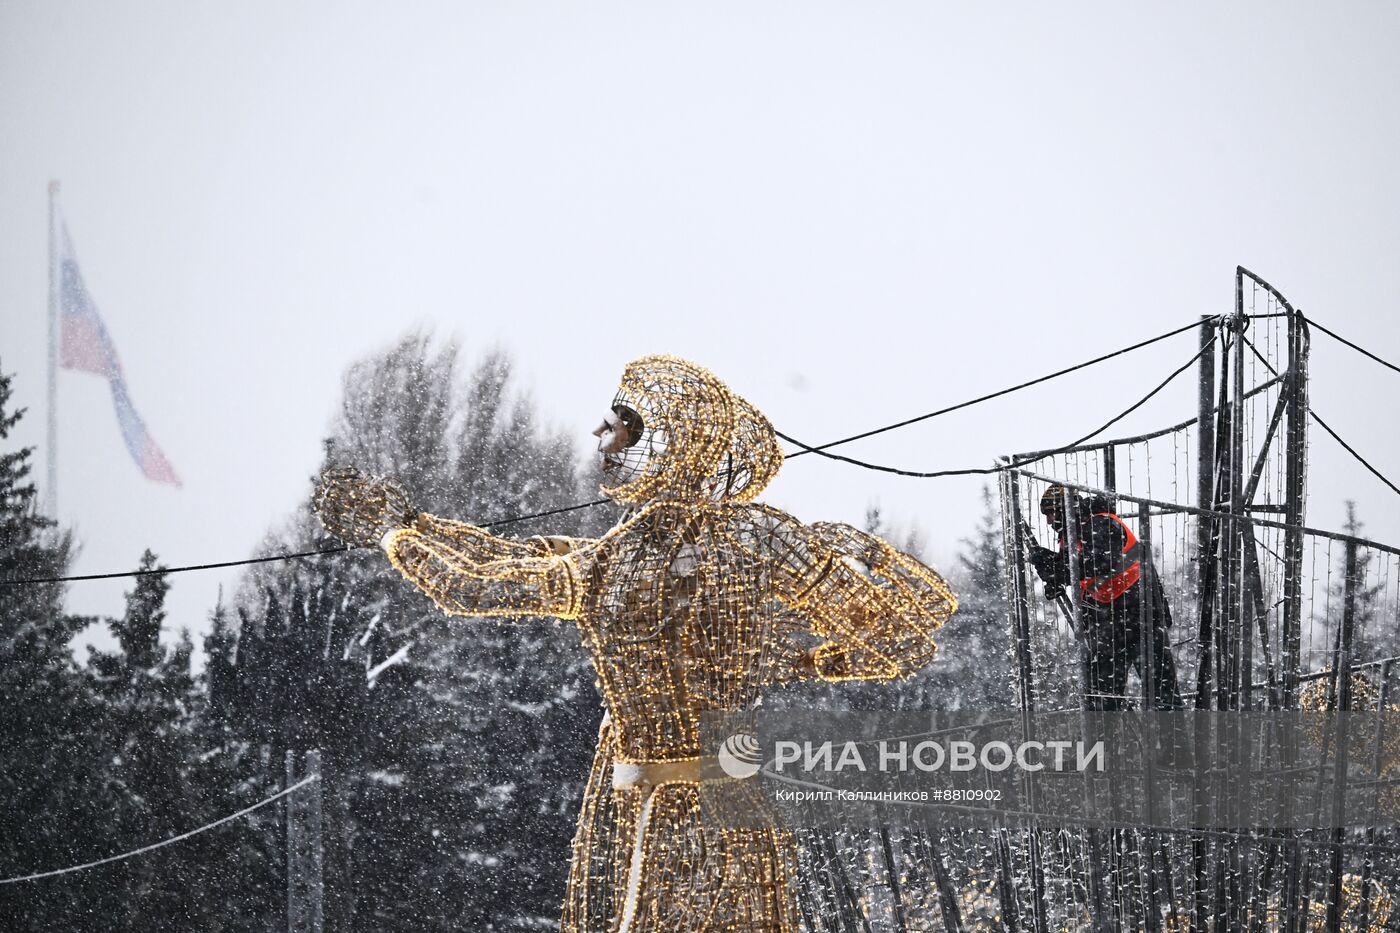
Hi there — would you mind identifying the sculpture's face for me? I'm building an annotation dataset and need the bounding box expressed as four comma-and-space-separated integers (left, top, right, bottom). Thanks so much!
592, 401, 660, 491
598, 356, 782, 505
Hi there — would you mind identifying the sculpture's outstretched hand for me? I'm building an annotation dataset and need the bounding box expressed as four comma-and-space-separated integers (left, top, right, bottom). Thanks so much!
312, 467, 416, 547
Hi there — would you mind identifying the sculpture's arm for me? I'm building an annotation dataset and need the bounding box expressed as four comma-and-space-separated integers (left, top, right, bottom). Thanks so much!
382, 514, 590, 620
740, 505, 958, 682
311, 467, 591, 621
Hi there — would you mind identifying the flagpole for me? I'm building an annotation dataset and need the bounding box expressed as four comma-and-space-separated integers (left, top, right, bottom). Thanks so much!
46, 180, 59, 517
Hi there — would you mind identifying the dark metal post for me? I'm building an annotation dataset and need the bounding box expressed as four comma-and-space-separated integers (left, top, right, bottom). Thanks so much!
1002, 471, 1050, 933
286, 750, 324, 933
1191, 315, 1233, 933
1196, 315, 1217, 582
1324, 541, 1360, 933
1358, 658, 1393, 932
1239, 527, 1279, 708
1228, 284, 1247, 712
995, 470, 1025, 933
286, 751, 303, 933
877, 826, 908, 932
913, 829, 964, 933
992, 830, 1022, 933
1003, 471, 1039, 719
1137, 501, 1164, 933
1282, 311, 1309, 706
1196, 322, 1231, 712
1239, 520, 1257, 716
1225, 286, 1250, 929
1139, 501, 1156, 714
1279, 296, 1311, 933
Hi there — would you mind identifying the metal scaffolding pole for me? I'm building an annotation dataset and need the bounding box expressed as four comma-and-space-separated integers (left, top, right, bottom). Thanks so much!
286, 749, 324, 933
1228, 277, 1247, 712
1283, 309, 1310, 705
1323, 541, 1360, 933
1002, 470, 1050, 933
1196, 315, 1217, 585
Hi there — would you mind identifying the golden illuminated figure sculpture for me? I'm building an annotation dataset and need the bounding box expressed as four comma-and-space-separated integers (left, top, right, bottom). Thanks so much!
313, 355, 956, 932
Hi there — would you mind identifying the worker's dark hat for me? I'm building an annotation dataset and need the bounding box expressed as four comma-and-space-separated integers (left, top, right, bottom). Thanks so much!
1040, 484, 1076, 515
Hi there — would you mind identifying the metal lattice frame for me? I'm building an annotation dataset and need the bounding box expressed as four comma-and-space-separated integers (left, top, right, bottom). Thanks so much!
994, 271, 1400, 933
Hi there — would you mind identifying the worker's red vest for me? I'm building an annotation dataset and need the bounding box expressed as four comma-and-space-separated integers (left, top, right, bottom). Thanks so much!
1076, 512, 1142, 604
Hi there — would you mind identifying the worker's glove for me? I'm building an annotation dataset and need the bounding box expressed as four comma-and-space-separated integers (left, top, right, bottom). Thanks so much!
1027, 545, 1058, 583
312, 467, 417, 547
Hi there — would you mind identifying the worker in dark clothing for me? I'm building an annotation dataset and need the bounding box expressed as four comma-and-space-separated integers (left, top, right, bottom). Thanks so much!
1028, 484, 1183, 711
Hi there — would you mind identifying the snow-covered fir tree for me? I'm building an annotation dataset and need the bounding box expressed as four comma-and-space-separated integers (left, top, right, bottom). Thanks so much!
0, 365, 98, 931
220, 335, 615, 931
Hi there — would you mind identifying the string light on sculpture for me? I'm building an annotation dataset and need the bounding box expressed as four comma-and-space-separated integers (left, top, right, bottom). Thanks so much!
313, 355, 956, 932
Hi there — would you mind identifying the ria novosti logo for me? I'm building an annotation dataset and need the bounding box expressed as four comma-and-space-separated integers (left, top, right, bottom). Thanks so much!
717, 731, 763, 779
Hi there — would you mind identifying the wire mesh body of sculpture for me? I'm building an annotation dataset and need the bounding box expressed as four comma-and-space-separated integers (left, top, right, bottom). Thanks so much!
313, 355, 958, 933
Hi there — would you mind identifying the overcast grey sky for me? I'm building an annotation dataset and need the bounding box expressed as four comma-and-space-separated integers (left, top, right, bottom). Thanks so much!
3, 2, 1398, 653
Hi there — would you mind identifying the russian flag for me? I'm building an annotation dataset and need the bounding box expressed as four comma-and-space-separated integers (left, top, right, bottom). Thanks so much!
58, 220, 181, 487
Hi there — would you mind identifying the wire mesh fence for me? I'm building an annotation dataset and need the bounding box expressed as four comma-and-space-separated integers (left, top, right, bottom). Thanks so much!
774, 271, 1400, 932
968, 278, 1400, 932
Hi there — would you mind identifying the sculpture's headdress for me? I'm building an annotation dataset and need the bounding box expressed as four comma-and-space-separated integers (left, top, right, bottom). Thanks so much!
600, 355, 783, 505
